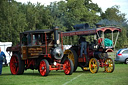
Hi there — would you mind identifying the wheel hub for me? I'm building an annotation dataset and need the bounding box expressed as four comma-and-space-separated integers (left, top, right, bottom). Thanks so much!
109, 64, 113, 67
42, 67, 44, 70
15, 63, 18, 67
93, 64, 96, 68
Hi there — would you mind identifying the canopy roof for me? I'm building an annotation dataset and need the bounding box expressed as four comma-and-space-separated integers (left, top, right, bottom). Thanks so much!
21, 29, 54, 34
62, 27, 121, 36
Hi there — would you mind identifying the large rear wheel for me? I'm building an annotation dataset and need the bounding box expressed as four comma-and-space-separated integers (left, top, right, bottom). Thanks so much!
64, 59, 74, 75
89, 58, 99, 73
10, 54, 25, 75
104, 58, 115, 73
39, 59, 49, 76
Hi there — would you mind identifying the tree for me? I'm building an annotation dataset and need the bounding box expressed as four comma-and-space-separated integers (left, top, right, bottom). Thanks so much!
1, 0, 127, 48
101, 5, 128, 48
101, 5, 126, 22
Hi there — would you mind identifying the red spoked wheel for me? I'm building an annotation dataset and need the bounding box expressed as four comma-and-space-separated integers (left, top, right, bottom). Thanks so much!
10, 56, 19, 74
64, 59, 74, 75
10, 54, 24, 75
39, 59, 49, 76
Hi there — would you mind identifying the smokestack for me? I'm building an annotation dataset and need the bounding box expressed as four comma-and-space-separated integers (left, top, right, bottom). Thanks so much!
73, 23, 89, 30
96, 24, 102, 28
54, 26, 59, 46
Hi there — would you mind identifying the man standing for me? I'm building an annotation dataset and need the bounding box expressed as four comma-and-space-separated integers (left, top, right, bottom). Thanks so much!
79, 36, 87, 57
0, 47, 7, 75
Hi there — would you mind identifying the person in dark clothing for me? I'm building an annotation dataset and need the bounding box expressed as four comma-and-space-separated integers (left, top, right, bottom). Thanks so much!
79, 36, 87, 57
0, 47, 7, 75
22, 34, 27, 45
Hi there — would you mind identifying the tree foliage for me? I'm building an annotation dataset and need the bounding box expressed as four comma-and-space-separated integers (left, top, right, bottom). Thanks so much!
101, 5, 128, 48
0, 0, 127, 49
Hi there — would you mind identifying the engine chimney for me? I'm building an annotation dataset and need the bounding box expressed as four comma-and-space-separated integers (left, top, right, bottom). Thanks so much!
54, 27, 59, 46
96, 24, 102, 28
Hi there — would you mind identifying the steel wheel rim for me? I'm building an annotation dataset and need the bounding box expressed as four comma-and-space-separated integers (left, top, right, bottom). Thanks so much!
39, 61, 46, 76
105, 58, 114, 72
89, 58, 98, 73
10, 56, 19, 74
64, 60, 71, 74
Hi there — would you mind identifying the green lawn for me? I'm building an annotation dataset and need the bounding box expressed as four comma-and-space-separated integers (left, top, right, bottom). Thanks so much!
0, 63, 128, 85
0, 52, 128, 85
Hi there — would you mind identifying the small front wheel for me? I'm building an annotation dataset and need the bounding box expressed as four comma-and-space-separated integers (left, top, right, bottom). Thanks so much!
104, 58, 115, 73
89, 58, 99, 73
39, 59, 49, 76
64, 59, 74, 75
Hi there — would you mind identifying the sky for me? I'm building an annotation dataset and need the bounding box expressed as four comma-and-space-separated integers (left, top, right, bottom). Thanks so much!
15, 0, 128, 19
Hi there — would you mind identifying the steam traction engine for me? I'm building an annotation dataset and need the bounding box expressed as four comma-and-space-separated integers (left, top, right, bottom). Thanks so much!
61, 24, 121, 73
6, 27, 74, 76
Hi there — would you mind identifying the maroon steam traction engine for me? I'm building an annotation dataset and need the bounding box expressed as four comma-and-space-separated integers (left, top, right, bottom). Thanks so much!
61, 24, 121, 73
6, 27, 74, 76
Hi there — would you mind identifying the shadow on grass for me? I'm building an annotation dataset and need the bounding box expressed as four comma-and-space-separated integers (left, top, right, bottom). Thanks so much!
23, 71, 81, 77
1, 73, 12, 76
1, 73, 60, 77
0, 71, 106, 77
1, 69, 110, 77
49, 70, 109, 74
1, 71, 68, 77
74, 70, 110, 74
23, 73, 41, 76
74, 70, 90, 73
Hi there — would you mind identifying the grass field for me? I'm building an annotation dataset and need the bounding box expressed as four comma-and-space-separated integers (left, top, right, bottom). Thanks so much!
0, 52, 128, 85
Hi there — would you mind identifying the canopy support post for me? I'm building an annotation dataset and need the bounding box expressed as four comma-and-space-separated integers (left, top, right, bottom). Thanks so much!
102, 32, 104, 46
112, 31, 113, 45
114, 31, 119, 48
